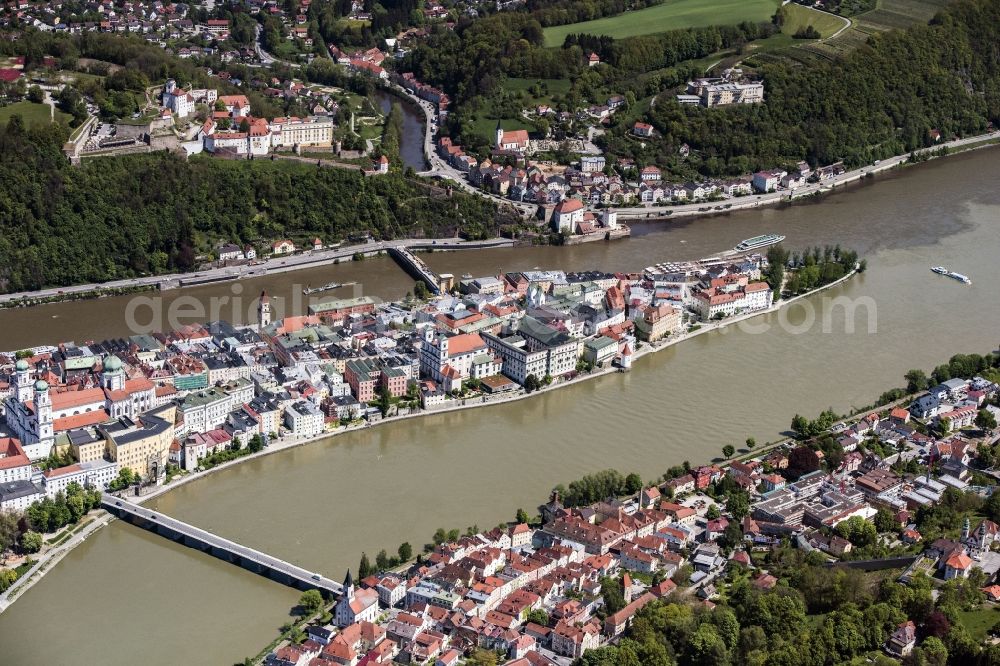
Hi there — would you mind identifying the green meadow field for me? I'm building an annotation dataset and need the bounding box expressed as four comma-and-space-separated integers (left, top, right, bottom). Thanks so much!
0, 101, 70, 128
542, 0, 781, 47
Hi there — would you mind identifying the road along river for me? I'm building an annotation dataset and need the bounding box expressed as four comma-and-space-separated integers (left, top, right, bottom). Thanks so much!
0, 148, 999, 665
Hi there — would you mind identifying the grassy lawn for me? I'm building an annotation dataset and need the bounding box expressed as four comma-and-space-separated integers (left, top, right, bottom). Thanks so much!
56, 69, 105, 86
746, 32, 799, 53
780, 4, 848, 38
959, 607, 1000, 641
469, 116, 534, 144
954, 138, 1000, 152
117, 113, 158, 126
543, 0, 780, 47
0, 101, 70, 128
505, 77, 572, 107
614, 94, 653, 126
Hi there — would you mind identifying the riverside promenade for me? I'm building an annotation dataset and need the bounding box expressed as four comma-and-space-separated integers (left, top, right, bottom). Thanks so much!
585, 132, 1000, 221
0, 236, 514, 306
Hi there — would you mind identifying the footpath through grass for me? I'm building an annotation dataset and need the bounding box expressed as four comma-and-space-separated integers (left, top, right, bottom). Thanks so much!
0, 101, 71, 128
543, 0, 780, 47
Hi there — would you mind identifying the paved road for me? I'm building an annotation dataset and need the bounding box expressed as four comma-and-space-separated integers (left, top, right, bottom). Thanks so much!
0, 236, 514, 305
103, 493, 343, 595
612, 130, 1000, 221
254, 24, 279, 66
0, 512, 114, 613
826, 10, 853, 40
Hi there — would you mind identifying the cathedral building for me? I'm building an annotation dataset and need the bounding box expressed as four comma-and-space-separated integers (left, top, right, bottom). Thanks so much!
5, 356, 156, 461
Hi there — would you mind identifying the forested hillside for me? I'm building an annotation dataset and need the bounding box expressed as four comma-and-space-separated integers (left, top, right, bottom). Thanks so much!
0, 120, 503, 293
603, 0, 1000, 175
404, 0, 1000, 177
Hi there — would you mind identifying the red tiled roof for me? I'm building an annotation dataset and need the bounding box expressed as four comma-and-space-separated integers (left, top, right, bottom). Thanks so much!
43, 463, 83, 478
445, 333, 486, 356
499, 129, 529, 146
54, 410, 111, 432
0, 438, 29, 470
50, 387, 105, 411
946, 552, 973, 570
554, 199, 584, 213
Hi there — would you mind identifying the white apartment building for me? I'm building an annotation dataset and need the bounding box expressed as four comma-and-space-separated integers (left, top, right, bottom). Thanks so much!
482, 333, 549, 386
692, 282, 773, 320
177, 387, 233, 436
685, 79, 765, 107
270, 116, 335, 148
0, 437, 32, 484
42, 459, 118, 498
284, 400, 324, 437
0, 480, 45, 512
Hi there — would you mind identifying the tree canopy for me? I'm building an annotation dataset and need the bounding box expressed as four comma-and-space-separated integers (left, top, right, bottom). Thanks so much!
0, 121, 507, 293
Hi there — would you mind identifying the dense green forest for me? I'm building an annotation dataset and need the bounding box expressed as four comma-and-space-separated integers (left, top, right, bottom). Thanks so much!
0, 119, 505, 293
524, 0, 666, 27
402, 16, 772, 106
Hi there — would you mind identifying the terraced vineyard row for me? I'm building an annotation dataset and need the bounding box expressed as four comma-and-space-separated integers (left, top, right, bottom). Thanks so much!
758, 0, 955, 66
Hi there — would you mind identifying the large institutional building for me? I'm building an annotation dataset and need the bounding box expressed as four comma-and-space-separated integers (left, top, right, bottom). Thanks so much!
161, 79, 334, 156
4, 356, 155, 461
679, 78, 765, 108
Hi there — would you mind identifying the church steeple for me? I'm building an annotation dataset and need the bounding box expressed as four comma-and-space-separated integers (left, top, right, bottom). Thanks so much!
258, 290, 271, 329
495, 118, 503, 149
14, 358, 32, 402
343, 569, 354, 599
34, 379, 53, 444
102, 355, 125, 391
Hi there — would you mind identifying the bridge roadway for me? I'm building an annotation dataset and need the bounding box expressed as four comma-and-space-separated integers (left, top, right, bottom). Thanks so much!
101, 493, 343, 597
388, 246, 442, 294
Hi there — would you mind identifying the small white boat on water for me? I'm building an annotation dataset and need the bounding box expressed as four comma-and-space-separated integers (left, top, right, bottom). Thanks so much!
930, 266, 971, 284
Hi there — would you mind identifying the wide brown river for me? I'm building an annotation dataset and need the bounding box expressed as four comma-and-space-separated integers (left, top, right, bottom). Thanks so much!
1, 149, 999, 665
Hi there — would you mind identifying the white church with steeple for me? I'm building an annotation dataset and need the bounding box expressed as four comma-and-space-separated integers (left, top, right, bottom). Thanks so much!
334, 569, 379, 627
